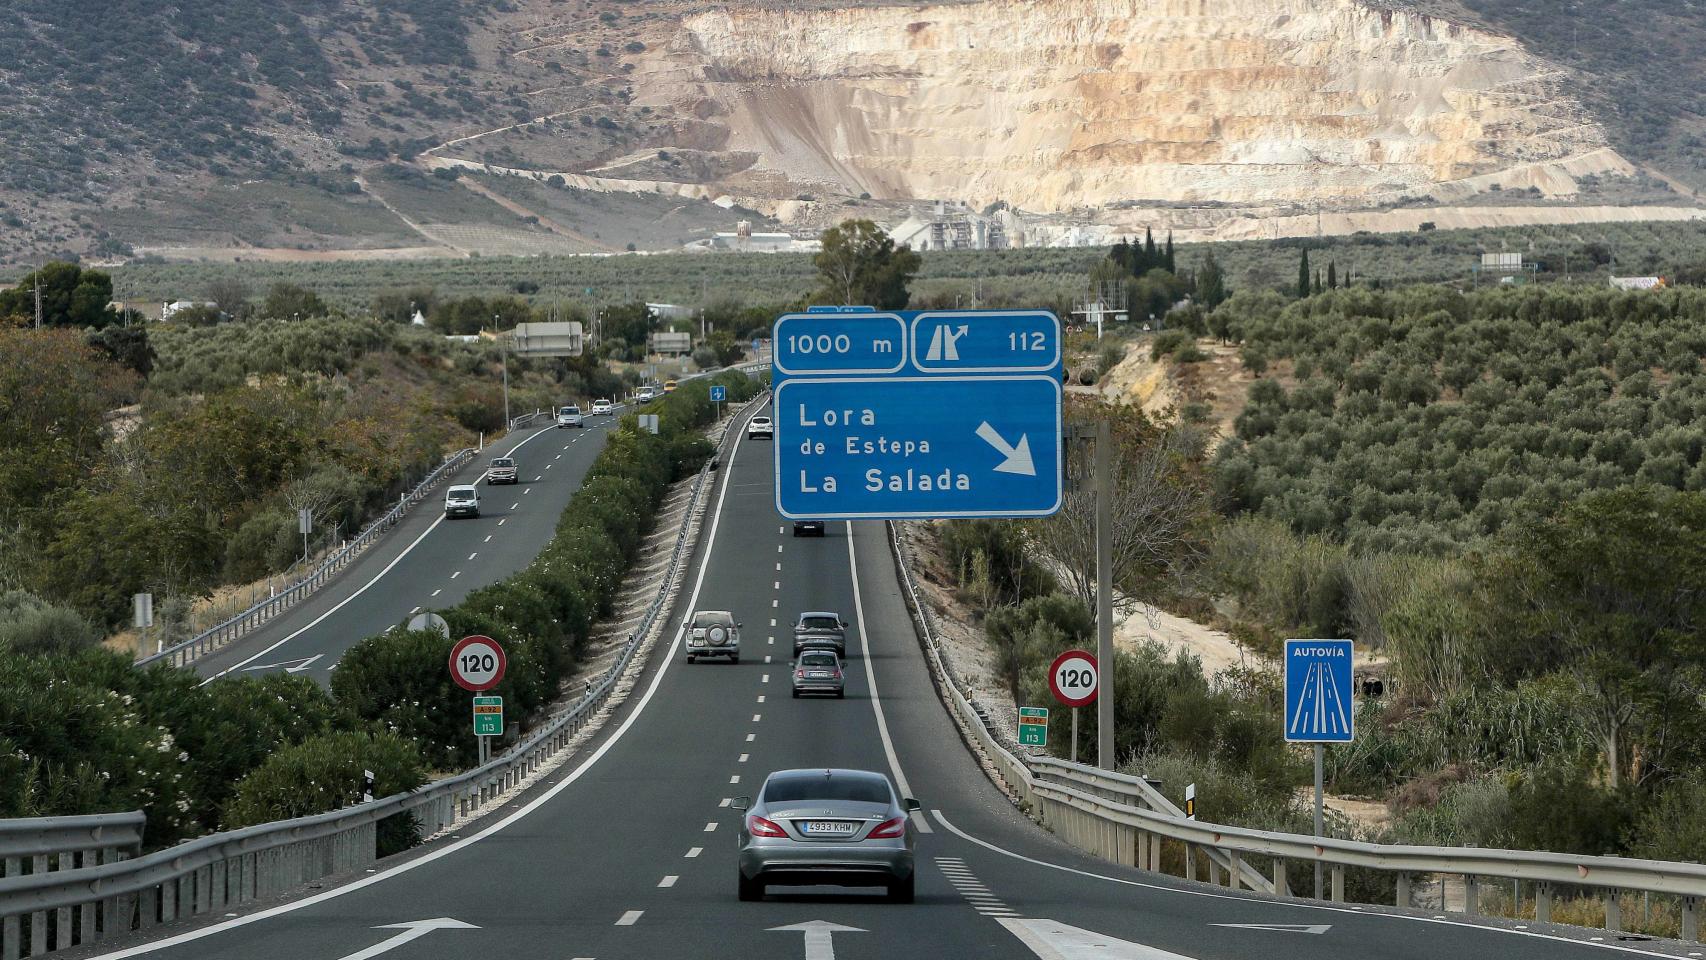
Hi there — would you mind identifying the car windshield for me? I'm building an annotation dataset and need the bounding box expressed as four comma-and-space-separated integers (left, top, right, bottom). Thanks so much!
448, 490, 474, 502
764, 773, 888, 805
561, 406, 579, 414
799, 653, 837, 668
692, 612, 732, 627
492, 459, 513, 467
800, 616, 839, 631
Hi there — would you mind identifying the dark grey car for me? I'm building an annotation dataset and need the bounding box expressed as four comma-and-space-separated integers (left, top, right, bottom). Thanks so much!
792, 611, 846, 656
734, 769, 919, 903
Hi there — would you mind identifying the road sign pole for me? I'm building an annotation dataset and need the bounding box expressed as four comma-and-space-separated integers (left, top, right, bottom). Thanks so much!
1313, 743, 1325, 899
1095, 418, 1114, 769
1071, 708, 1078, 764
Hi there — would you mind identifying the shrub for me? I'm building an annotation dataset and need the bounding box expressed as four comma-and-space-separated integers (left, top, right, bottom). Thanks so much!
1506, 765, 1633, 855
223, 730, 426, 854
0, 590, 101, 654
1628, 777, 1706, 862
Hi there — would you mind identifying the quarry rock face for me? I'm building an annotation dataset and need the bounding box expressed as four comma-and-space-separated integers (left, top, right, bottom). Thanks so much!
642, 0, 1624, 212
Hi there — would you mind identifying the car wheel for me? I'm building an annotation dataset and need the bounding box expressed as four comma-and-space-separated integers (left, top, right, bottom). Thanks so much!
738, 871, 765, 902
730, 654, 739, 664
792, 689, 800, 699
687, 654, 696, 663
836, 690, 845, 699
887, 873, 914, 903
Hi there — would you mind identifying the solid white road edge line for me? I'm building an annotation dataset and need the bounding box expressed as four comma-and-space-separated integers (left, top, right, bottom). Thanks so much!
202, 423, 564, 685
928, 812, 1678, 958
93, 405, 760, 958
847, 523, 931, 834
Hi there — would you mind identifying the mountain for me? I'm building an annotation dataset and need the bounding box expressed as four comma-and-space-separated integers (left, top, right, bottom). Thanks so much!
0, 0, 1700, 267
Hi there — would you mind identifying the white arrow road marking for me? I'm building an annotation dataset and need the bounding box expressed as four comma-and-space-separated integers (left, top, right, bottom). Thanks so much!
1001, 918, 1198, 959
240, 654, 322, 674
336, 918, 477, 960
1211, 923, 1331, 934
976, 422, 1036, 476
769, 920, 866, 960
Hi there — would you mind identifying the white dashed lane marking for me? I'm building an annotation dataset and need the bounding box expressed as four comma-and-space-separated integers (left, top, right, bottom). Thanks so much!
484, 535, 492, 543
936, 858, 1019, 918
703, 822, 718, 833
659, 876, 678, 888
615, 911, 643, 926
450, 571, 461, 579
686, 847, 702, 858
431, 589, 442, 597
738, 753, 749, 763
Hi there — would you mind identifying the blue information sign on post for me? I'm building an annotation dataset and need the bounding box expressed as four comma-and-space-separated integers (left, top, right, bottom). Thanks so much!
1283, 639, 1356, 743
773, 310, 1063, 520
710, 385, 726, 402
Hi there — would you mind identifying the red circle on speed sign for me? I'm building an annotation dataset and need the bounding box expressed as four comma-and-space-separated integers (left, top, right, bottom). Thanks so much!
1048, 649, 1099, 707
449, 635, 506, 692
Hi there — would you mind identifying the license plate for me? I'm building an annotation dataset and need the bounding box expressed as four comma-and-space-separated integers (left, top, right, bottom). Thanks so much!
801, 821, 858, 836
807, 671, 832, 679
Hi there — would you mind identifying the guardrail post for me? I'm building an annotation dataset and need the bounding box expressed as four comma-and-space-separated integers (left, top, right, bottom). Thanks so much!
29, 853, 47, 955
56, 851, 73, 948
1395, 872, 1410, 908
1134, 829, 1148, 870
1604, 889, 1621, 932
1228, 851, 1243, 891
1151, 834, 1162, 876
1681, 895, 1698, 942
1208, 857, 1221, 887
1183, 843, 1197, 882
1463, 875, 1479, 915
1330, 864, 1345, 902
1536, 882, 1552, 923
2, 857, 16, 959
1274, 859, 1290, 897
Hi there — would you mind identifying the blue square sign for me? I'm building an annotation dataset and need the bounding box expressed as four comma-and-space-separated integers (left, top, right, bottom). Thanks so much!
710, 385, 726, 402
772, 310, 1063, 521
1284, 639, 1356, 743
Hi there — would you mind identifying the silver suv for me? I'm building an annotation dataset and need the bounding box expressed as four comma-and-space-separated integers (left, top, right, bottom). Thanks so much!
686, 610, 741, 663
792, 611, 846, 657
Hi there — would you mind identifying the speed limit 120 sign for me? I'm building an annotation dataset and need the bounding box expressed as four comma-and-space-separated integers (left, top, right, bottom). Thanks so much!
449, 635, 507, 692
1048, 649, 1099, 707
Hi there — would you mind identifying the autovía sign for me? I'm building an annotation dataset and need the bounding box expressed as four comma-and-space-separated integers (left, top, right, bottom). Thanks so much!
772, 309, 1064, 520
1283, 640, 1355, 743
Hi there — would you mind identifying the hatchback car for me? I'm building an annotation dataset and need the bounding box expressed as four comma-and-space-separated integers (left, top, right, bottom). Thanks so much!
444, 484, 480, 518
747, 416, 773, 440
734, 769, 919, 902
686, 610, 741, 663
556, 405, 584, 428
487, 457, 518, 484
792, 650, 845, 698
591, 399, 613, 415
792, 520, 825, 537
792, 611, 847, 656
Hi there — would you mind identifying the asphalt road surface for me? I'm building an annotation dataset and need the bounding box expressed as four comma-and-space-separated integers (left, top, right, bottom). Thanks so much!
192, 412, 622, 684
94, 401, 1694, 960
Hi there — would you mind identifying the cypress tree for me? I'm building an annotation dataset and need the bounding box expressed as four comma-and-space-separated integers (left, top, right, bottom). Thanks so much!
1144, 228, 1157, 271
1313, 269, 1323, 295
1327, 260, 1338, 289
1164, 231, 1176, 273
1197, 250, 1228, 309
1298, 248, 1312, 298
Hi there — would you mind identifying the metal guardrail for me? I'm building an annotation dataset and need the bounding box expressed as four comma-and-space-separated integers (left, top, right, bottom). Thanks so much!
138, 447, 478, 669
883, 521, 1704, 943
0, 406, 751, 960
0, 815, 144, 959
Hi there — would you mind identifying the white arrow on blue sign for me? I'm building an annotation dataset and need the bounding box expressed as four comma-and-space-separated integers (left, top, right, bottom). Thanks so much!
710, 385, 726, 402
1283, 639, 1355, 743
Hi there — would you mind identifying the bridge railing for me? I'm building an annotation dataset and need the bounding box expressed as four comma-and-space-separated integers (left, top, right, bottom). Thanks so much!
884, 520, 1704, 943
0, 406, 752, 960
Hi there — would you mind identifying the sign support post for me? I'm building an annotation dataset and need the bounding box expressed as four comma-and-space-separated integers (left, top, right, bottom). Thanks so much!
1095, 418, 1114, 770
1283, 638, 1356, 902
1070, 708, 1079, 764
1314, 743, 1325, 898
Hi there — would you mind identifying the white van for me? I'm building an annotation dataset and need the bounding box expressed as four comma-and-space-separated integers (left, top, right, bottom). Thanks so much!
444, 484, 481, 518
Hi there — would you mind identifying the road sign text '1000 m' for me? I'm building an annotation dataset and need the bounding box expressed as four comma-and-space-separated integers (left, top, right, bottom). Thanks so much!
772, 310, 1063, 520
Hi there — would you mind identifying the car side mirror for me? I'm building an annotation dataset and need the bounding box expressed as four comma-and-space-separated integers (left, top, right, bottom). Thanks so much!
904, 797, 922, 812
732, 796, 751, 811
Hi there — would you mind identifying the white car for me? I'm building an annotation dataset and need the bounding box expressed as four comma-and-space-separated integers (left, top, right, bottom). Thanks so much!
556, 405, 584, 428
686, 610, 741, 663
747, 416, 773, 440
591, 399, 613, 415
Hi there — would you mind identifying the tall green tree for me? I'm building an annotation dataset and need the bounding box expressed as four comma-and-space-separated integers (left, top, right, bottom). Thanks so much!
1327, 260, 1338, 289
1297, 248, 1312, 299
812, 220, 921, 310
1196, 250, 1229, 309
260, 283, 329, 321
1164, 231, 1176, 273
1483, 487, 1706, 787
0, 262, 114, 328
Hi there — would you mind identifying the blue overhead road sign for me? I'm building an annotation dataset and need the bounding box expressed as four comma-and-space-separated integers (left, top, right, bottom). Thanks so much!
773, 308, 1064, 521
1284, 639, 1356, 743
774, 376, 1062, 519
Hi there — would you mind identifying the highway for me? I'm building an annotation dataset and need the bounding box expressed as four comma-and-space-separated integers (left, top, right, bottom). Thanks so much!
192, 412, 622, 683
90, 402, 1690, 960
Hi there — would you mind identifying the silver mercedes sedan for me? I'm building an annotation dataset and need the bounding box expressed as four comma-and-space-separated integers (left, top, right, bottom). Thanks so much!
733, 769, 920, 902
